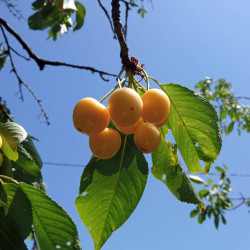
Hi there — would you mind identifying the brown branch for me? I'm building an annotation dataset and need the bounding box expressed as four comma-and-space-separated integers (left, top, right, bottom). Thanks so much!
111, 0, 136, 71
0, 17, 117, 79
9, 46, 30, 61
235, 96, 250, 101
227, 193, 250, 211
0, 24, 50, 125
123, 0, 130, 40
97, 0, 116, 38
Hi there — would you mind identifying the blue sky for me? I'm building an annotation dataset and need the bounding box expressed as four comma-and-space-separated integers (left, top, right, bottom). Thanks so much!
1, 0, 250, 249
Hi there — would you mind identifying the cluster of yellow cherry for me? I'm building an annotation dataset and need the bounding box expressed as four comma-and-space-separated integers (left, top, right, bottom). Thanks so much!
73, 87, 170, 159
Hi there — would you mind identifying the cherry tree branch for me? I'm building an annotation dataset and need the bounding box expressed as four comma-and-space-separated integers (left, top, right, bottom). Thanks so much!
111, 0, 136, 71
0, 24, 50, 125
0, 17, 117, 80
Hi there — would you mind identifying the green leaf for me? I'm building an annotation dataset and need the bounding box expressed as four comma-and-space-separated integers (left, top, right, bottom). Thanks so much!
0, 210, 27, 250
161, 84, 222, 174
198, 213, 205, 224
0, 156, 13, 177
2, 183, 19, 215
28, 4, 60, 30
12, 144, 43, 185
4, 184, 32, 240
74, 1, 86, 31
199, 189, 209, 198
0, 122, 27, 161
190, 209, 199, 218
20, 136, 43, 169
75, 135, 148, 250
31, 0, 44, 10
152, 136, 203, 207
0, 181, 7, 208
20, 183, 81, 250
189, 175, 207, 185
215, 166, 224, 174
221, 214, 227, 225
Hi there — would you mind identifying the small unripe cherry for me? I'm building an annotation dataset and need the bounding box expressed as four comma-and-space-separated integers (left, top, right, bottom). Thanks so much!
108, 88, 143, 127
73, 97, 110, 136
141, 89, 170, 125
89, 128, 121, 159
114, 117, 143, 135
134, 123, 161, 153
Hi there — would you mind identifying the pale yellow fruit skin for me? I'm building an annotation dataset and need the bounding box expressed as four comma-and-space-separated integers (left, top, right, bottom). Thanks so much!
89, 128, 121, 159
142, 89, 170, 125
154, 113, 169, 127
0, 153, 3, 166
0, 135, 2, 149
108, 88, 143, 127
134, 123, 161, 153
114, 117, 143, 135
73, 97, 110, 136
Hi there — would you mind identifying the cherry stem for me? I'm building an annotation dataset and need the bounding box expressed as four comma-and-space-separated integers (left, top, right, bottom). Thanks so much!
137, 65, 150, 90
99, 84, 119, 103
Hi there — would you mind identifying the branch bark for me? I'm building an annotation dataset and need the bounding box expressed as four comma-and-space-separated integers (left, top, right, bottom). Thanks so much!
0, 17, 117, 80
111, 0, 136, 71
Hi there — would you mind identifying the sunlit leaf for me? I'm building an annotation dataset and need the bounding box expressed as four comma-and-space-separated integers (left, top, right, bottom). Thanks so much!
75, 135, 148, 250
152, 136, 203, 207
0, 122, 27, 161
74, 1, 86, 31
161, 84, 222, 174
20, 183, 81, 250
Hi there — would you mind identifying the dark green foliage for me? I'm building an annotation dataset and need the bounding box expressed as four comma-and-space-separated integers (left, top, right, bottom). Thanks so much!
29, 0, 86, 40
195, 78, 250, 135
190, 165, 233, 228
0, 108, 80, 249
0, 43, 9, 70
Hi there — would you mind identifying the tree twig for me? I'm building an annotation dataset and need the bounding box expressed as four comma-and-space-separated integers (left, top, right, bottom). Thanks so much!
120, 0, 138, 7
235, 96, 250, 101
0, 24, 50, 125
0, 17, 117, 79
9, 46, 30, 61
97, 0, 116, 38
227, 193, 250, 211
111, 0, 136, 71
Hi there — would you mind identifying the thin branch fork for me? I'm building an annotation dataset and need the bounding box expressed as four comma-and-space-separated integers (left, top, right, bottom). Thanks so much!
0, 17, 117, 79
0, 23, 50, 125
